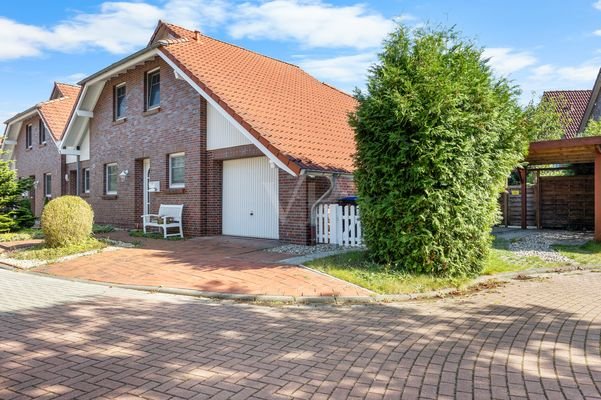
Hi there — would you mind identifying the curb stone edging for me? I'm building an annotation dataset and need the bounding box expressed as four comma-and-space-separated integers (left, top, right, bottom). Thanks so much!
0, 262, 592, 305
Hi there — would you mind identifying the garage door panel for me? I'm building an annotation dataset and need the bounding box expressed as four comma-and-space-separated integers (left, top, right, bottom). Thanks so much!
222, 157, 279, 239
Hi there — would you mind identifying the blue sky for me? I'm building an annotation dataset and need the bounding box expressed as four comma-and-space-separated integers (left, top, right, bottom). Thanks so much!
2, 0, 601, 123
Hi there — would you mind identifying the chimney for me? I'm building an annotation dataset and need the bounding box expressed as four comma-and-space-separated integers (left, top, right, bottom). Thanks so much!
194, 31, 200, 41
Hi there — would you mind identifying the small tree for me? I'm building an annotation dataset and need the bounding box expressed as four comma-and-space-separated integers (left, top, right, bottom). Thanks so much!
0, 158, 33, 232
582, 119, 601, 137
523, 96, 565, 142
350, 25, 535, 276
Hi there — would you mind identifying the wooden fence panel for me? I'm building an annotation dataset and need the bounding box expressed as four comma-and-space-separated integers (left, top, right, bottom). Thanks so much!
539, 175, 594, 230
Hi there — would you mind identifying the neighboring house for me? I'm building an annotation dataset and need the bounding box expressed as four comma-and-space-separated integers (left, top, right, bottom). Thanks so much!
60, 21, 356, 244
541, 89, 591, 139
1, 83, 80, 216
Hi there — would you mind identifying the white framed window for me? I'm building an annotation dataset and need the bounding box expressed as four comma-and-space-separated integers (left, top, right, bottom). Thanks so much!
25, 124, 32, 149
105, 163, 118, 195
169, 153, 185, 188
39, 120, 47, 144
83, 168, 90, 193
44, 173, 51, 198
145, 68, 160, 110
114, 83, 126, 120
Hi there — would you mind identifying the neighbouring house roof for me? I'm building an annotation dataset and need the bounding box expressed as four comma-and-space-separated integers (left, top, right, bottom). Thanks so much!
156, 22, 358, 174
4, 83, 80, 141
2, 83, 81, 161
541, 90, 591, 139
38, 94, 80, 141
52, 82, 81, 100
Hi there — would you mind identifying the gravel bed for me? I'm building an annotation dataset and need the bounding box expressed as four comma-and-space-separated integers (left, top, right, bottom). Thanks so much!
266, 244, 353, 255
504, 231, 593, 264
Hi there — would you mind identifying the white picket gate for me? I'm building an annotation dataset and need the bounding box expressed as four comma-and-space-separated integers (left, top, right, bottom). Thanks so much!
315, 204, 363, 247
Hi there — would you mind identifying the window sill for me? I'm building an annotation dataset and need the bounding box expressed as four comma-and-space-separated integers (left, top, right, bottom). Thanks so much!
25, 147, 32, 152
80, 193, 90, 198
112, 118, 127, 126
166, 187, 185, 194
38, 142, 47, 148
102, 194, 118, 200
143, 107, 161, 117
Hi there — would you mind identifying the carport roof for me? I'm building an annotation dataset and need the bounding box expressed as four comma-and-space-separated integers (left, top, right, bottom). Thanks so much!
526, 136, 601, 165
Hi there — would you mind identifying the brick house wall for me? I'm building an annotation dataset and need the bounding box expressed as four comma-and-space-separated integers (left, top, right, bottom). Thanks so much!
12, 114, 64, 217
65, 57, 204, 236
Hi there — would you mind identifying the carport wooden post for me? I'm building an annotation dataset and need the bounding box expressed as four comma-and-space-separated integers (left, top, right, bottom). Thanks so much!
519, 167, 527, 229
595, 145, 601, 242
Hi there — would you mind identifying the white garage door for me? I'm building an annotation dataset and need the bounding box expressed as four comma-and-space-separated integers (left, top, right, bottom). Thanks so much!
222, 156, 279, 239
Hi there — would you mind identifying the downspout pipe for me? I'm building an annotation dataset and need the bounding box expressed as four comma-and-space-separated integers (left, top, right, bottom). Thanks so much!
309, 173, 338, 244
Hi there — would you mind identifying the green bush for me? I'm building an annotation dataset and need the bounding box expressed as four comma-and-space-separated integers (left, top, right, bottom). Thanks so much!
0, 214, 17, 233
41, 196, 94, 248
350, 25, 545, 276
13, 199, 35, 229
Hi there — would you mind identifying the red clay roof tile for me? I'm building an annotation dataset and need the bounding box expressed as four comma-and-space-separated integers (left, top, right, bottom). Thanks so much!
542, 90, 591, 139
38, 86, 81, 141
159, 22, 358, 173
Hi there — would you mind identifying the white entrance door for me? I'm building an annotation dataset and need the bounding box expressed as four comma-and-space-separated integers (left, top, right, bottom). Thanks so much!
143, 159, 150, 215
222, 156, 279, 239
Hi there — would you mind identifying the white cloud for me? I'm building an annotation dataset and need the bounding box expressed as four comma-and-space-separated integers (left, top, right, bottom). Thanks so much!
528, 63, 598, 83
299, 53, 375, 84
0, 0, 228, 60
482, 47, 537, 75
229, 0, 396, 49
594, 0, 601, 10
57, 72, 88, 84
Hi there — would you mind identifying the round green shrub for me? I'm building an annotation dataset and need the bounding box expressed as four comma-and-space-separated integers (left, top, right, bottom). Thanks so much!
41, 196, 94, 248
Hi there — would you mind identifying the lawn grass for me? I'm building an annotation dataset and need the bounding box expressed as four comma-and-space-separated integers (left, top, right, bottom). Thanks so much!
128, 230, 183, 240
306, 251, 471, 294
481, 238, 563, 275
0, 228, 44, 242
306, 237, 572, 295
92, 224, 115, 234
554, 241, 601, 266
9, 238, 107, 261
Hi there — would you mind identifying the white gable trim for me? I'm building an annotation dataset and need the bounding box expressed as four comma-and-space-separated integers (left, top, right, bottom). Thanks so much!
156, 51, 297, 177
1, 109, 59, 160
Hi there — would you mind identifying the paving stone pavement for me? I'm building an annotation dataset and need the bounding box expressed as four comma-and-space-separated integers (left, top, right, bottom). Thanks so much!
1, 269, 601, 399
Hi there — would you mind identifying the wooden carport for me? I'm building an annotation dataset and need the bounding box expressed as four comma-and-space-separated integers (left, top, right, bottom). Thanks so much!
526, 136, 601, 240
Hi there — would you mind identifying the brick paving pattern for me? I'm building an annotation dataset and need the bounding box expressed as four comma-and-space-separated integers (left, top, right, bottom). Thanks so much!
35, 233, 369, 297
1, 269, 601, 399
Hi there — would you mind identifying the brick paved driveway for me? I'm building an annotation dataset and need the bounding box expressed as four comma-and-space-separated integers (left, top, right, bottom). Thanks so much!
34, 233, 369, 297
1, 269, 601, 399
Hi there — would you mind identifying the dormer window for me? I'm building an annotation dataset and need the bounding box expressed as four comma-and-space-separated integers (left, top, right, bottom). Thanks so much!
25, 124, 32, 149
114, 83, 126, 120
39, 120, 47, 144
145, 69, 160, 110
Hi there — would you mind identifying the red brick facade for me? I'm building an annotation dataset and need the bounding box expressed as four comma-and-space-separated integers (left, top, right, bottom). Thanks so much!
12, 114, 64, 217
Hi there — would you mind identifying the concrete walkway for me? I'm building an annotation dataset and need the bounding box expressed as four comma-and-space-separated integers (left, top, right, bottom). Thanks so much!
33, 233, 369, 297
1, 269, 601, 399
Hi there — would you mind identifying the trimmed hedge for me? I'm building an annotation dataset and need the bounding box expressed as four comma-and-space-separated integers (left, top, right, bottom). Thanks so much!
350, 26, 530, 276
41, 196, 94, 248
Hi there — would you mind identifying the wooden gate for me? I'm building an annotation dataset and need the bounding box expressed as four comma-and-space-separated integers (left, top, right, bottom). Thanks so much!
315, 204, 363, 247
501, 185, 536, 227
